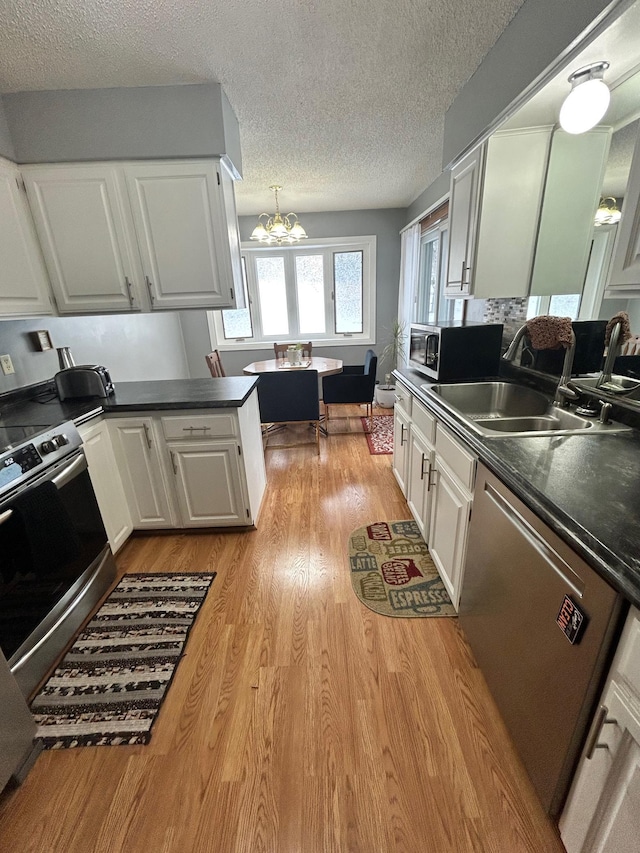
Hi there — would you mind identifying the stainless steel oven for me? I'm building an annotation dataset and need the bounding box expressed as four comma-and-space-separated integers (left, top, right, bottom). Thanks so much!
0, 421, 116, 698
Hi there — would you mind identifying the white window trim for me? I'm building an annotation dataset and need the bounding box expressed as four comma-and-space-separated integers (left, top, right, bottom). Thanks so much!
208, 235, 377, 351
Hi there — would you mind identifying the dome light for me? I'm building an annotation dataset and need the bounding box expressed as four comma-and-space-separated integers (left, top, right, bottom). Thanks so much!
559, 61, 610, 134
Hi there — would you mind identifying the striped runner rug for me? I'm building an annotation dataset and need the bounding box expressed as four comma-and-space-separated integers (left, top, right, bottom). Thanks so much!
31, 572, 215, 749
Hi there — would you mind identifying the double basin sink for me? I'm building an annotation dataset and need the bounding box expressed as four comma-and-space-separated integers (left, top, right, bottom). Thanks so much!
422, 381, 631, 438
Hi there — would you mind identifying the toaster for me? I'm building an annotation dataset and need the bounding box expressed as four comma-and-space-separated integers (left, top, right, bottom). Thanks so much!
55, 365, 114, 400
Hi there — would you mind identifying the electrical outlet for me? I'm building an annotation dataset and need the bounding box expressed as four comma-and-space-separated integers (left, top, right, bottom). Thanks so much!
0, 354, 15, 375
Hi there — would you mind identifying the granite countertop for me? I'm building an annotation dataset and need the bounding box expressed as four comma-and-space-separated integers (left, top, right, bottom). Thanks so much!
394, 367, 640, 609
0, 377, 260, 429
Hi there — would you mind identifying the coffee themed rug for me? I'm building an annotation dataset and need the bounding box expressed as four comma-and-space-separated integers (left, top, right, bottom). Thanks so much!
348, 520, 456, 617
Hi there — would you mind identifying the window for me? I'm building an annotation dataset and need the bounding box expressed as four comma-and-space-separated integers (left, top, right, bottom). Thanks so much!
415, 222, 463, 325
526, 293, 581, 320
210, 236, 376, 349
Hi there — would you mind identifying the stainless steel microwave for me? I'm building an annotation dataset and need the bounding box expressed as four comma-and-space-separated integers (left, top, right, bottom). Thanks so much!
408, 322, 504, 381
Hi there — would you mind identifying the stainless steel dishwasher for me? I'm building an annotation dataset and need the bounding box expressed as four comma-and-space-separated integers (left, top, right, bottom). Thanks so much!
459, 463, 625, 817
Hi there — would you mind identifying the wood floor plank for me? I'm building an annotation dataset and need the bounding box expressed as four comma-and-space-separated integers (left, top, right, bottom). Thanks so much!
0, 407, 565, 852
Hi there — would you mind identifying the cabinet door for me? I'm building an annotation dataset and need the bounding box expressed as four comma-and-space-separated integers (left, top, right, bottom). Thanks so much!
78, 419, 133, 553
0, 163, 52, 316
167, 441, 248, 527
561, 682, 640, 853
473, 127, 551, 299
392, 405, 411, 496
530, 127, 611, 296
124, 161, 239, 310
109, 418, 175, 529
445, 146, 483, 297
23, 165, 140, 313
407, 426, 434, 542
428, 457, 471, 609
609, 125, 640, 290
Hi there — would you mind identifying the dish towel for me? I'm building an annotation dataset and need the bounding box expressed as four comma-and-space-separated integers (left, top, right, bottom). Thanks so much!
605, 311, 632, 345
525, 316, 574, 350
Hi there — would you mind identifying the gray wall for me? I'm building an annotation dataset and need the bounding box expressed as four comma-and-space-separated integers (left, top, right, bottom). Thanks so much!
443, 0, 619, 166
405, 170, 450, 226
180, 208, 405, 380
2, 84, 242, 175
0, 313, 189, 393
0, 97, 15, 161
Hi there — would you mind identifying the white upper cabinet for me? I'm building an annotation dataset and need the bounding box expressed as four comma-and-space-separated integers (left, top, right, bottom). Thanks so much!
473, 127, 552, 299
530, 127, 612, 296
444, 126, 610, 300
0, 160, 52, 316
124, 160, 241, 310
445, 145, 484, 297
23, 164, 140, 313
20, 158, 242, 315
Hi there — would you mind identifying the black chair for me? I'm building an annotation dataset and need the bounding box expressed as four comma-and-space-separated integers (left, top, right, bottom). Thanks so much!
257, 370, 321, 453
322, 349, 377, 431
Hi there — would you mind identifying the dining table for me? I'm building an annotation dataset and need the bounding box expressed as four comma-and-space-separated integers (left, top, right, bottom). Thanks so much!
242, 356, 343, 377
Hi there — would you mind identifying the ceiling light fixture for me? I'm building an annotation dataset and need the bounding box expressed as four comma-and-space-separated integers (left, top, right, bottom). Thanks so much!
250, 185, 308, 245
594, 196, 622, 226
559, 61, 611, 134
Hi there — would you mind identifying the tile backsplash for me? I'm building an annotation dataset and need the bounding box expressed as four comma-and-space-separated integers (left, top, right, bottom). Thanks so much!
482, 297, 528, 326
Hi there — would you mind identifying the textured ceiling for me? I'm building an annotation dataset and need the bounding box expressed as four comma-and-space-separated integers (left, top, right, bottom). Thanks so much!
0, 0, 526, 215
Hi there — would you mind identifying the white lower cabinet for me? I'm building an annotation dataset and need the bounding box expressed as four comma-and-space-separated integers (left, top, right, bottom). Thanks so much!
561, 607, 640, 852
428, 455, 473, 609
392, 405, 411, 495
393, 381, 476, 610
406, 426, 434, 542
167, 441, 248, 527
77, 418, 133, 552
107, 394, 266, 530
109, 417, 176, 529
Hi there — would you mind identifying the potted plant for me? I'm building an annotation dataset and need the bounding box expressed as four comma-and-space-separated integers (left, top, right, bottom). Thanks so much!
375, 319, 406, 407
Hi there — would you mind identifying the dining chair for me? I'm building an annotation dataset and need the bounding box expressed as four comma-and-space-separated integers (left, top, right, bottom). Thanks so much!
273, 342, 313, 361
205, 350, 226, 378
257, 370, 320, 453
321, 349, 377, 431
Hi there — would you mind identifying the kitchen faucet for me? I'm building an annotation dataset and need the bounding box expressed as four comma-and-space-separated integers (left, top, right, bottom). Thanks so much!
596, 318, 623, 390
502, 324, 578, 406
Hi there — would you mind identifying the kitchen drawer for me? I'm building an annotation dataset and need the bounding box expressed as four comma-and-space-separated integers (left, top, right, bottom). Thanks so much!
435, 424, 476, 492
161, 413, 237, 440
394, 382, 412, 416
614, 606, 640, 699
411, 398, 436, 445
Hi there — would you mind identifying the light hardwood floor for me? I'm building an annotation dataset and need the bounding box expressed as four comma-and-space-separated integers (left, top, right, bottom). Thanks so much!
0, 408, 565, 852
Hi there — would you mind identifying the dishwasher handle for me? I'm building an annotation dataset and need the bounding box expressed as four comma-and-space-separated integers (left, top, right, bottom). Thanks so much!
484, 481, 585, 599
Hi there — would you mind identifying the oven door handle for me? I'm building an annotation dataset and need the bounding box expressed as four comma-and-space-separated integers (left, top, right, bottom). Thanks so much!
51, 452, 87, 490
0, 508, 13, 525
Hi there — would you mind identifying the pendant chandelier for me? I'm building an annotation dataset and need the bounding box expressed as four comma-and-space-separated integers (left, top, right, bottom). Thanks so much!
250, 185, 308, 245
594, 197, 622, 227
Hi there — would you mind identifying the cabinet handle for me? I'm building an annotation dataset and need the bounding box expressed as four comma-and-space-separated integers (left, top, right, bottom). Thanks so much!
182, 426, 211, 433
420, 454, 427, 480
426, 463, 435, 492
143, 423, 152, 449
170, 451, 178, 475
145, 275, 155, 305
460, 260, 466, 286
394, 395, 402, 403
584, 705, 618, 760
400, 424, 406, 445
125, 276, 135, 307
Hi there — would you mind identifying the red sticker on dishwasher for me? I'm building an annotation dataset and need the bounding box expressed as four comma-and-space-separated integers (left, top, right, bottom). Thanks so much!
557, 595, 586, 644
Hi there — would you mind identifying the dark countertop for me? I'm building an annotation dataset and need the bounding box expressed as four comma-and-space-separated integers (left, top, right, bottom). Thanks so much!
0, 377, 260, 429
394, 367, 640, 609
